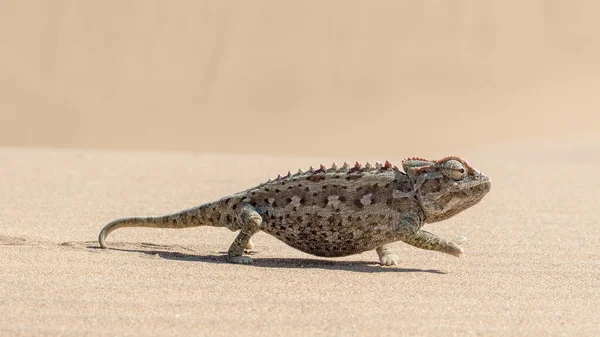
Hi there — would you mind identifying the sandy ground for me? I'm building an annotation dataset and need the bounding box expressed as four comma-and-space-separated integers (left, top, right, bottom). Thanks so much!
1, 139, 599, 336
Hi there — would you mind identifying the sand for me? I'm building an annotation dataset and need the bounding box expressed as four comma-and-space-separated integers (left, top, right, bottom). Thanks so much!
1, 140, 599, 337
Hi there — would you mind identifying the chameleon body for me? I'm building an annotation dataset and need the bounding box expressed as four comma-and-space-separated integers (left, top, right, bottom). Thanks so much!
99, 156, 491, 266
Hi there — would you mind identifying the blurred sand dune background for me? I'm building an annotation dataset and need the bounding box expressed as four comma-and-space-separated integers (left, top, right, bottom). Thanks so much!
1, 1, 599, 156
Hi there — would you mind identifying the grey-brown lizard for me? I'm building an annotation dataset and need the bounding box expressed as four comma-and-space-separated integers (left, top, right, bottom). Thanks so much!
98, 156, 491, 266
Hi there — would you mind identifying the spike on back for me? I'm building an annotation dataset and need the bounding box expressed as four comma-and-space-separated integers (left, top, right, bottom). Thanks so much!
313, 164, 325, 174
262, 156, 476, 186
348, 161, 361, 173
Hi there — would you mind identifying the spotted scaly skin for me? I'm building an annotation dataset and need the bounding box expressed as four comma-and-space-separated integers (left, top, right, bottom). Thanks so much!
99, 156, 491, 266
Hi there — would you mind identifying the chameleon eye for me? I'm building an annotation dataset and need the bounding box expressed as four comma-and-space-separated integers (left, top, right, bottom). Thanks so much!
443, 159, 467, 180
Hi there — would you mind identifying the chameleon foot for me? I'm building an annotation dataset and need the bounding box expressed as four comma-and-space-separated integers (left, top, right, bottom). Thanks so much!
379, 253, 400, 266
447, 242, 464, 257
376, 245, 399, 266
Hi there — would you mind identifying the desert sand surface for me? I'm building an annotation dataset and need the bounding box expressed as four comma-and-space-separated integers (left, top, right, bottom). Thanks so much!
1, 138, 599, 336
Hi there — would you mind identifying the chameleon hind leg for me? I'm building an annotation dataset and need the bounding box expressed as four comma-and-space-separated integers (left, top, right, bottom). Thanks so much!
376, 244, 400, 266
227, 204, 262, 265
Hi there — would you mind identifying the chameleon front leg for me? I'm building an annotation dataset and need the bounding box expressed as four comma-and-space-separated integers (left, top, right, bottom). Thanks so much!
400, 230, 464, 257
227, 204, 262, 265
392, 214, 463, 258
375, 214, 419, 266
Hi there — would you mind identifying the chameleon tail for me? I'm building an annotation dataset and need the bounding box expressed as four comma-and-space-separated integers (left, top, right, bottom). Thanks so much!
98, 204, 217, 248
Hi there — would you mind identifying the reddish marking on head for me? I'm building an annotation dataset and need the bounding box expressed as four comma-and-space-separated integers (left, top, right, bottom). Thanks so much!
414, 166, 432, 174
401, 157, 434, 174
402, 157, 428, 163
384, 160, 393, 169
435, 156, 473, 170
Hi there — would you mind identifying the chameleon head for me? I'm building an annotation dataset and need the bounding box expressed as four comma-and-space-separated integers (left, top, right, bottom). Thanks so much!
403, 156, 491, 223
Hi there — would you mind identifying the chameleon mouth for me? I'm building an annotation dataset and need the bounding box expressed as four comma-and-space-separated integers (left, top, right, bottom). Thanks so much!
473, 178, 491, 192
481, 180, 491, 192
464, 175, 491, 192
465, 180, 491, 204
449, 176, 490, 201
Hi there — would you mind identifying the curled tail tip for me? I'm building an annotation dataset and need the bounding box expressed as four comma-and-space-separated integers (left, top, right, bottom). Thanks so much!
98, 229, 109, 249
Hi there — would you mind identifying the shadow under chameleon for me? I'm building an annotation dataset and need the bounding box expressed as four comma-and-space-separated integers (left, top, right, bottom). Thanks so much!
83, 241, 446, 274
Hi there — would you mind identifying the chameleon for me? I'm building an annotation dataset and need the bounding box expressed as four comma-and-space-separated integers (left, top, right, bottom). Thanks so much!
98, 156, 491, 266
